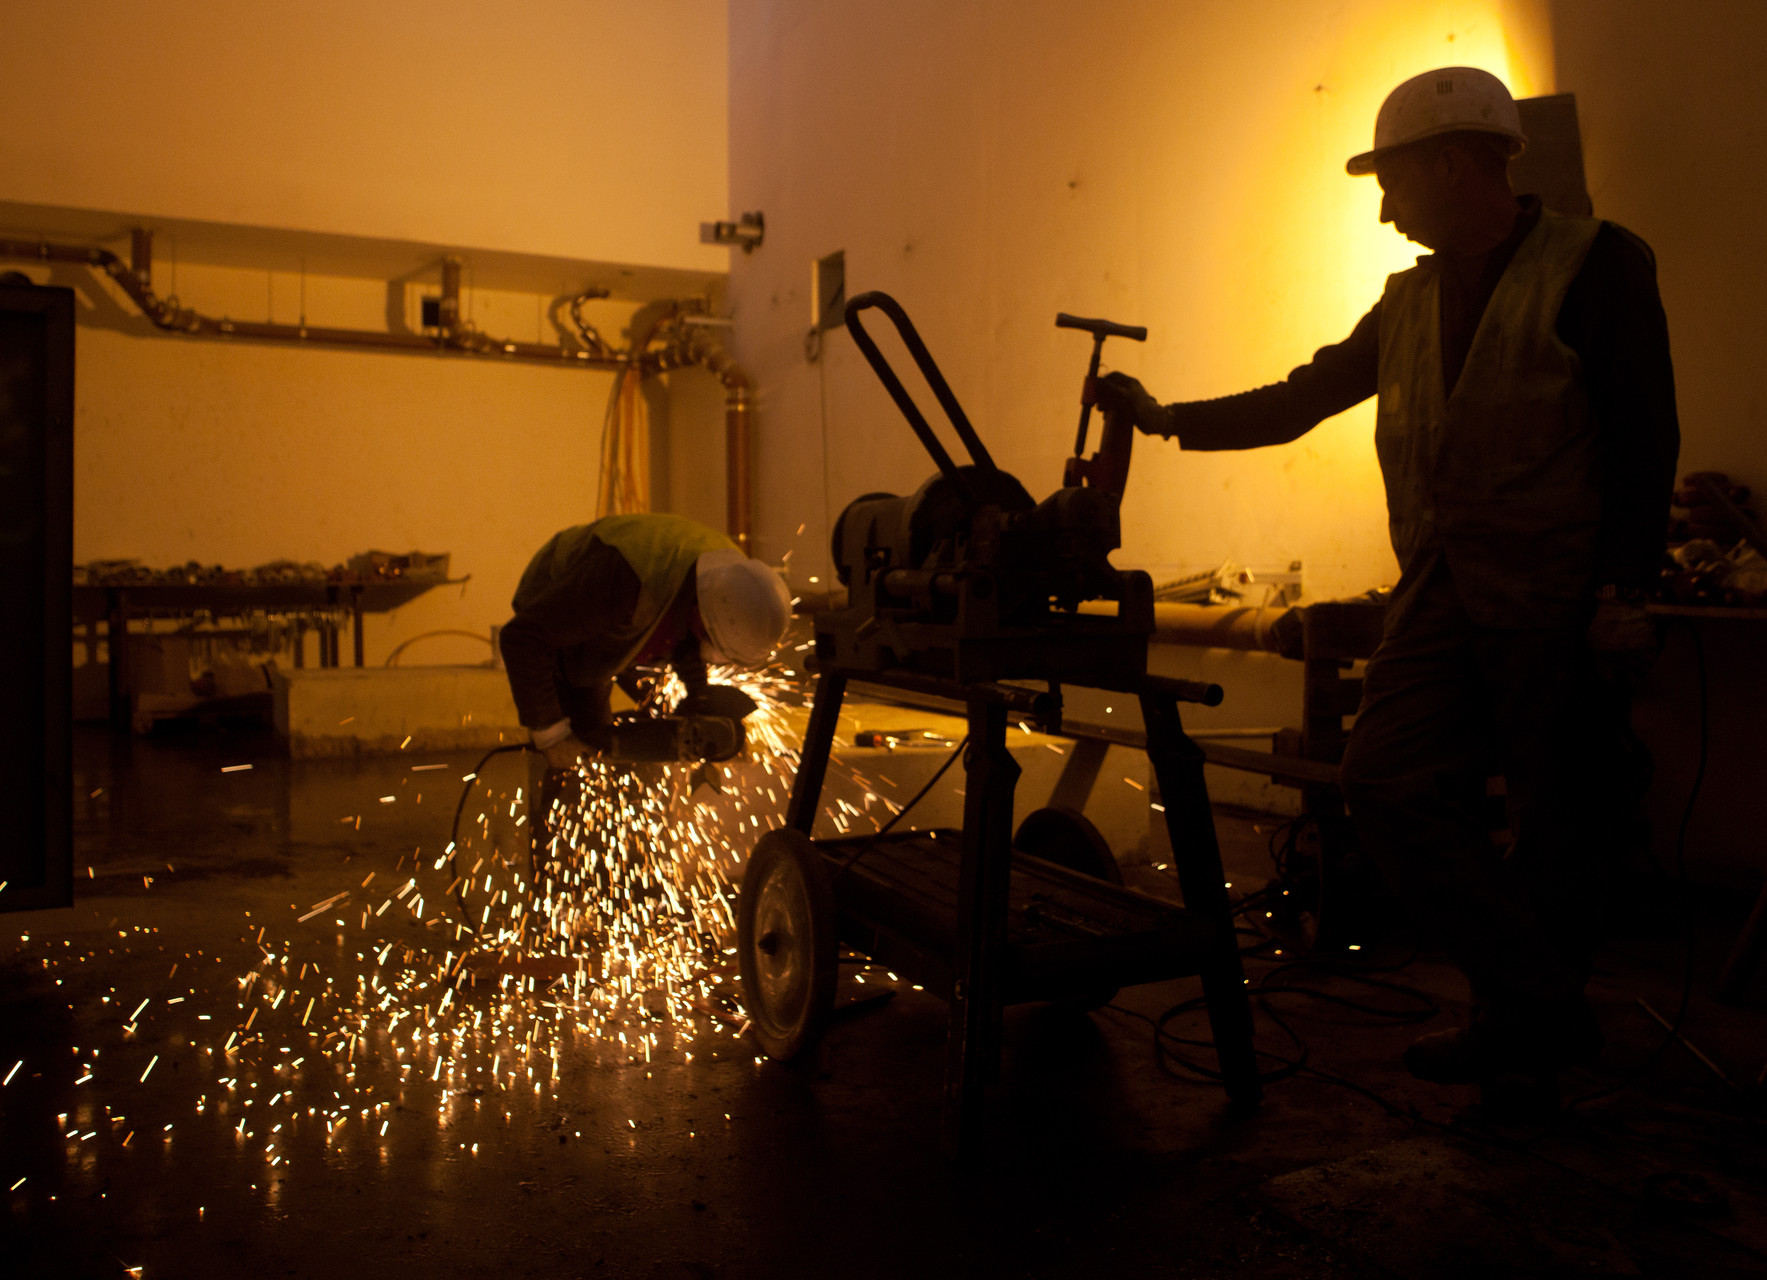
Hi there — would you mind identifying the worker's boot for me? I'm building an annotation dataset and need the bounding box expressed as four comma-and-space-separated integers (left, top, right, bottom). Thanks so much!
1404, 996, 1602, 1087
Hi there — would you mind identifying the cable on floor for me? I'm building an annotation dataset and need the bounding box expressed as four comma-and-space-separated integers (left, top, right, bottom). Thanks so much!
834, 734, 970, 877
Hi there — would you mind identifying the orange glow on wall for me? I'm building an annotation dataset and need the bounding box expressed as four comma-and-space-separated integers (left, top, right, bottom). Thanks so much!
731, 0, 1558, 604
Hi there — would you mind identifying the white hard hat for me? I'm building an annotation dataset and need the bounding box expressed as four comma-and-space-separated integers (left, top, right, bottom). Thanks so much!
695, 549, 792, 666
1346, 66, 1526, 175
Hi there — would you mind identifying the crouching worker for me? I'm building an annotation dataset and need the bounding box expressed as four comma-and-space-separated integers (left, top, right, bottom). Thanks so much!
498, 512, 792, 857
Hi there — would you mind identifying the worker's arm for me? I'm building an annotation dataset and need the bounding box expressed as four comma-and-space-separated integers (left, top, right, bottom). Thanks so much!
668, 629, 709, 698
1096, 306, 1380, 450
1561, 224, 1681, 593
497, 540, 643, 733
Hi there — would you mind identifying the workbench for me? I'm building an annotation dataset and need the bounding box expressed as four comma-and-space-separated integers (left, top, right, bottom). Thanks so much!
73, 578, 462, 729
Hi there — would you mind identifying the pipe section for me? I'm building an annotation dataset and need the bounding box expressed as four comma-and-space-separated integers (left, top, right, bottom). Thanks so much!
0, 232, 628, 368
643, 321, 753, 556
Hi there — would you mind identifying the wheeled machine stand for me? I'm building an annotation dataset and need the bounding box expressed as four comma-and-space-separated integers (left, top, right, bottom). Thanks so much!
737, 291, 1260, 1159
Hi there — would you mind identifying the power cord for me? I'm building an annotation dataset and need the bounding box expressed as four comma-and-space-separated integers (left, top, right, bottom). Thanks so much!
445, 742, 538, 924
834, 734, 969, 877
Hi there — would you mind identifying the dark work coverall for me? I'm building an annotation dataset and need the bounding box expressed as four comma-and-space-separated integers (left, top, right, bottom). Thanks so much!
1168, 197, 1679, 1013
498, 530, 711, 861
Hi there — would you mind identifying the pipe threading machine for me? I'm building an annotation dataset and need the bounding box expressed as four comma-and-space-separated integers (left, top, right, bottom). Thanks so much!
737, 292, 1259, 1158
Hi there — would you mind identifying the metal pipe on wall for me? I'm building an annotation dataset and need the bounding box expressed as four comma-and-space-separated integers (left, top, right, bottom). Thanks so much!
642, 325, 753, 556
0, 232, 629, 366
1, 231, 758, 552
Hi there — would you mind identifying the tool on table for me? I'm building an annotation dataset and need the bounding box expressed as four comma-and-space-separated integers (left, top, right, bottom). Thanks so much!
852, 728, 956, 748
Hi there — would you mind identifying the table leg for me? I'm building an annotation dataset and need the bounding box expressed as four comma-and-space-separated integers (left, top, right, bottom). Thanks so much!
943, 696, 1019, 1161
1141, 688, 1261, 1108
352, 590, 365, 667
106, 590, 130, 733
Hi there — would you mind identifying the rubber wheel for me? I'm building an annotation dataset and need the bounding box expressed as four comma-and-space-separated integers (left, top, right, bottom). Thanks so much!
737, 829, 838, 1060
1013, 806, 1123, 885
1013, 806, 1122, 1011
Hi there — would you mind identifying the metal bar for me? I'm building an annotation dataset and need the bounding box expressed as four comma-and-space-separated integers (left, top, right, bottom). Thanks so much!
0, 236, 630, 369
1636, 998, 1753, 1101
829, 663, 1055, 720
1140, 688, 1261, 1107
351, 588, 365, 667
106, 590, 129, 732
787, 672, 847, 835
943, 695, 1018, 1161
1048, 735, 1109, 812
1140, 673, 1225, 706
726, 384, 752, 554
846, 292, 997, 476
1718, 875, 1767, 1003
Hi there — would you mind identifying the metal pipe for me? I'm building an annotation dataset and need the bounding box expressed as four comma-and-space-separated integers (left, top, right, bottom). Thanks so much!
1078, 598, 1291, 653
642, 325, 754, 556
129, 227, 152, 291
3, 231, 758, 555
0, 234, 630, 369
439, 255, 462, 333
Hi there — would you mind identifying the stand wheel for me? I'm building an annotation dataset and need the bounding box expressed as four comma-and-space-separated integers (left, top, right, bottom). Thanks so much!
738, 829, 838, 1060
1013, 806, 1122, 1011
1013, 806, 1123, 885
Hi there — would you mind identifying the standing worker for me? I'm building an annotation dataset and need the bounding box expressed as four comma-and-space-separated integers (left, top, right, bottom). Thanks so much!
499, 512, 792, 846
1096, 67, 1679, 1109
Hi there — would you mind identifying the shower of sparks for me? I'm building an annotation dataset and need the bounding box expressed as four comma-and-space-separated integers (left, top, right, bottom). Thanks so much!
18, 663, 918, 1190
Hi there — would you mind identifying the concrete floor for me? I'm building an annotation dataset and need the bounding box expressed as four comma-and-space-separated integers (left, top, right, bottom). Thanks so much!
4, 723, 1767, 1278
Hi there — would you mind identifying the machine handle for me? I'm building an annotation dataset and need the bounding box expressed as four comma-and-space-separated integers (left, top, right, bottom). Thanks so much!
1055, 312, 1148, 342
1141, 674, 1225, 707
844, 292, 998, 505
1059, 311, 1148, 463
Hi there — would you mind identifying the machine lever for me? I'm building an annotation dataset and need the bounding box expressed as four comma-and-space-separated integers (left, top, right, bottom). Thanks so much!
845, 291, 998, 507
1055, 313, 1149, 343
1057, 311, 1148, 463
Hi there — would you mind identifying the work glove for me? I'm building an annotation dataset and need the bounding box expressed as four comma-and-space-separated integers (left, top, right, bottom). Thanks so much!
541, 734, 594, 772
1093, 372, 1172, 438
1586, 598, 1658, 685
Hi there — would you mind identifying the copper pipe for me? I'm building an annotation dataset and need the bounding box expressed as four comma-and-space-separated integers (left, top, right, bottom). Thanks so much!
643, 328, 753, 555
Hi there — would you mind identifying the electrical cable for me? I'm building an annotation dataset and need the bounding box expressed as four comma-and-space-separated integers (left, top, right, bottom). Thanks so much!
834, 734, 969, 877
445, 742, 538, 927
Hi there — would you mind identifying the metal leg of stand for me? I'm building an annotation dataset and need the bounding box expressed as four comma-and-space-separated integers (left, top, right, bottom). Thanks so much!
787, 673, 847, 835
1140, 689, 1262, 1108
1048, 735, 1108, 812
943, 696, 1020, 1161
1719, 875, 1767, 1003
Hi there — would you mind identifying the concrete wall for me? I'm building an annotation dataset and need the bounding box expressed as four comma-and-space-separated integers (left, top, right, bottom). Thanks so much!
5, 0, 732, 677
3, 0, 729, 271
724, 0, 1556, 600
1551, 1, 1767, 888
725, 0, 1767, 887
